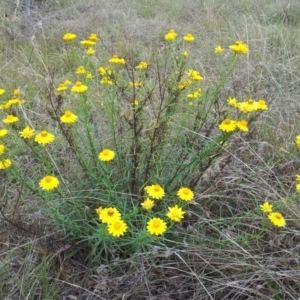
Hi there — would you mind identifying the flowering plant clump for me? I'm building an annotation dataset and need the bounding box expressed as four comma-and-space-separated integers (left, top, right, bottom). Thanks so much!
0, 29, 275, 260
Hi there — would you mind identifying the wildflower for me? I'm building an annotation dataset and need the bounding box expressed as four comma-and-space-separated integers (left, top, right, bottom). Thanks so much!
63, 32, 76, 41
187, 89, 201, 99
296, 183, 300, 192
296, 135, 300, 149
95, 206, 103, 215
19, 126, 35, 139
177, 79, 191, 90
109, 54, 126, 65
56, 83, 68, 92
229, 40, 248, 54
166, 205, 185, 222
76, 66, 86, 75
3, 115, 19, 125
98, 66, 112, 76
60, 110, 78, 124
236, 120, 249, 132
39, 175, 60, 191
35, 131, 55, 145
63, 80, 72, 86
219, 119, 237, 132
71, 81, 88, 93
0, 89, 5, 95
164, 29, 178, 42
100, 77, 113, 85
98, 149, 115, 162
108, 219, 128, 237
147, 217, 167, 236
136, 61, 148, 70
141, 198, 155, 210
237, 99, 257, 113
214, 45, 224, 54
80, 40, 96, 47
260, 202, 273, 213
182, 50, 189, 58
227, 97, 238, 107
86, 47, 95, 55
183, 33, 195, 42
296, 174, 300, 181
144, 184, 165, 200
0, 128, 8, 138
256, 99, 268, 110
86, 72, 93, 79
0, 159, 12, 169
88, 33, 100, 42
268, 212, 285, 227
129, 80, 142, 88
132, 99, 139, 106
99, 207, 121, 224
0, 144, 5, 155
177, 187, 194, 201
187, 69, 203, 81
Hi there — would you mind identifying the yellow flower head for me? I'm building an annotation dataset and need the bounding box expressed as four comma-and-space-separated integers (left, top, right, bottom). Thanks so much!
56, 83, 68, 92
109, 54, 126, 65
147, 217, 167, 236
71, 81, 88, 93
80, 40, 96, 47
86, 47, 95, 55
60, 110, 78, 124
227, 97, 238, 107
35, 131, 55, 145
95, 206, 103, 215
98, 149, 115, 162
63, 32, 77, 42
99, 207, 121, 224
141, 198, 155, 210
268, 212, 285, 227
132, 99, 139, 106
100, 77, 113, 85
108, 219, 128, 237
214, 45, 224, 54
229, 40, 249, 54
177, 79, 191, 90
296, 135, 300, 149
0, 128, 8, 138
129, 80, 142, 88
257, 99, 268, 110
0, 144, 5, 155
98, 66, 112, 76
19, 126, 35, 139
183, 33, 195, 42
0, 159, 11, 169
260, 202, 273, 213
39, 175, 60, 191
237, 99, 257, 113
0, 88, 5, 95
3, 114, 19, 125
88, 33, 100, 42
187, 89, 201, 99
76, 66, 87, 75
236, 120, 248, 132
164, 29, 178, 42
144, 184, 165, 200
177, 187, 194, 201
136, 61, 148, 70
182, 50, 189, 58
166, 205, 185, 222
187, 69, 203, 81
219, 119, 237, 132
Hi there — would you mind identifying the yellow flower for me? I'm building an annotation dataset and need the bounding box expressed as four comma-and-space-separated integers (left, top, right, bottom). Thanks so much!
88, 33, 100, 42
98, 149, 115, 162
80, 40, 96, 47
0, 159, 12, 169
71, 81, 88, 93
0, 88, 5, 95
147, 217, 167, 236
98, 66, 112, 76
3, 115, 19, 125
39, 175, 60, 191
56, 83, 68, 92
166, 205, 185, 222
236, 120, 248, 132
63, 80, 72, 86
109, 54, 126, 65
256, 99, 268, 110
164, 29, 178, 42
268, 212, 285, 227
95, 206, 103, 215
136, 61, 148, 70
296, 174, 300, 181
187, 69, 203, 81
296, 183, 300, 192
63, 32, 76, 41
183, 33, 195, 42
86, 72, 93, 79
19, 126, 35, 139
35, 131, 55, 145
177, 79, 191, 90
237, 99, 257, 113
187, 89, 201, 99
132, 99, 139, 106
260, 202, 273, 213
60, 110, 78, 124
76, 66, 86, 75
99, 207, 121, 224
129, 80, 142, 88
227, 97, 238, 107
108, 219, 128, 237
141, 198, 155, 210
86, 47, 95, 55
144, 184, 165, 200
182, 50, 189, 58
214, 45, 224, 54
218, 119, 237, 132
296, 135, 300, 149
0, 144, 5, 155
229, 40, 248, 54
0, 128, 8, 138
100, 77, 113, 85
177, 187, 194, 201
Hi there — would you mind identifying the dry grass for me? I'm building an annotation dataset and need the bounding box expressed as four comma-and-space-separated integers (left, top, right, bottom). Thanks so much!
1, 0, 300, 299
